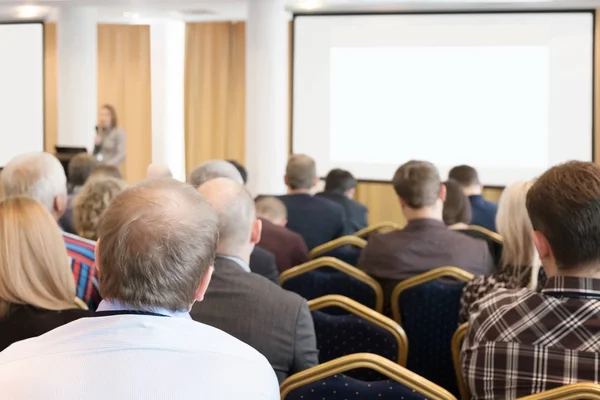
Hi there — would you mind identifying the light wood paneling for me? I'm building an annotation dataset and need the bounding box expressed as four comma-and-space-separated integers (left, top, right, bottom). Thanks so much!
97, 24, 152, 183
44, 23, 58, 153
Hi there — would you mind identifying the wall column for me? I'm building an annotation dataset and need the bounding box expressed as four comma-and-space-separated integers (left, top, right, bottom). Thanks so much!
56, 7, 98, 150
245, 0, 289, 195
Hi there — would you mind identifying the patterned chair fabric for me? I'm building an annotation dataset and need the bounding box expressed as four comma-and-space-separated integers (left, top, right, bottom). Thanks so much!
397, 279, 466, 396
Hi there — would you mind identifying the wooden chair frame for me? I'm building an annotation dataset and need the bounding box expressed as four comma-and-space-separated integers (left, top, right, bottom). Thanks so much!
280, 257, 384, 313
467, 225, 503, 244
353, 221, 402, 238
280, 353, 457, 400
309, 235, 367, 259
517, 383, 600, 400
308, 294, 408, 366
451, 323, 470, 400
391, 266, 474, 325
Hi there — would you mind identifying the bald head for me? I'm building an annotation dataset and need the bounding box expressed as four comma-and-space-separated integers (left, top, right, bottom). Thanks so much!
198, 177, 259, 259
255, 196, 288, 226
97, 178, 219, 311
188, 160, 243, 188
146, 163, 173, 179
286, 154, 317, 190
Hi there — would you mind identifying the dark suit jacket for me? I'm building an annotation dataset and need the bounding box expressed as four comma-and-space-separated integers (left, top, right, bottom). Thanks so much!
258, 219, 309, 273
278, 193, 348, 250
191, 257, 319, 383
0, 305, 92, 351
249, 246, 280, 284
316, 192, 368, 233
469, 195, 498, 232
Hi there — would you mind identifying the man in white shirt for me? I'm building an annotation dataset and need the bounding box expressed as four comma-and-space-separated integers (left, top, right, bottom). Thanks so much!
0, 179, 279, 400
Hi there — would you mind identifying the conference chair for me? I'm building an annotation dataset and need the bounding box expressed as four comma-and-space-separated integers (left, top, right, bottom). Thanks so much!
353, 221, 402, 239
309, 235, 367, 266
280, 257, 384, 313
451, 323, 470, 400
280, 353, 457, 400
516, 383, 600, 400
309, 295, 407, 380
458, 225, 503, 265
391, 267, 474, 396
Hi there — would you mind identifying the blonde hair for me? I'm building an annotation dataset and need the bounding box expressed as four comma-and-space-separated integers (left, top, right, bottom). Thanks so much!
496, 181, 541, 289
0, 197, 77, 319
73, 177, 127, 241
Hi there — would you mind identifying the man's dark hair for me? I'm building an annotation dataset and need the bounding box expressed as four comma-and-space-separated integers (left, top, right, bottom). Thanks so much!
90, 164, 122, 180
324, 169, 357, 194
448, 165, 480, 187
443, 179, 472, 226
227, 160, 247, 184
68, 153, 98, 187
526, 161, 600, 271
392, 160, 441, 209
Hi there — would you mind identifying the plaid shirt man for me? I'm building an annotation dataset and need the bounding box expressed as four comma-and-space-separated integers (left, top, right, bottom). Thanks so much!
462, 276, 600, 400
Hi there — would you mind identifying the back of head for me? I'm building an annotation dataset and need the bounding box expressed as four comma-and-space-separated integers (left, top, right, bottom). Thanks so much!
392, 160, 441, 209
448, 165, 480, 188
188, 160, 244, 188
442, 179, 472, 225
324, 169, 357, 194
286, 154, 317, 190
91, 164, 122, 180
97, 179, 219, 311
198, 178, 255, 255
255, 196, 287, 225
227, 160, 248, 184
73, 177, 128, 241
0, 197, 76, 318
146, 163, 173, 179
526, 161, 600, 272
68, 153, 98, 187
1, 152, 67, 213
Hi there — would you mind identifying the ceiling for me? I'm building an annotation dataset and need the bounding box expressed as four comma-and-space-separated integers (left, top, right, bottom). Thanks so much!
0, 0, 599, 23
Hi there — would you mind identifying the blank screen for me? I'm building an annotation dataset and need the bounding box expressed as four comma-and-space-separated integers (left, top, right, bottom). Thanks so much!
0, 23, 44, 167
293, 13, 594, 185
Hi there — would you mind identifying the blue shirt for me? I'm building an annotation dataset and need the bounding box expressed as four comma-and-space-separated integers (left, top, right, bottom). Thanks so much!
96, 299, 192, 319
217, 255, 251, 273
469, 195, 498, 232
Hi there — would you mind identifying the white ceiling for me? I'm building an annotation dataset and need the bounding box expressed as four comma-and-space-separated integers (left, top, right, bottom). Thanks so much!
0, 0, 598, 23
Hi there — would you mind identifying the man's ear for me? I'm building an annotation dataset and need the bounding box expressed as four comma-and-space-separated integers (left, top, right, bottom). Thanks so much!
312, 177, 319, 188
193, 265, 214, 303
532, 230, 551, 260
439, 184, 447, 202
54, 194, 67, 219
398, 196, 407, 208
284, 175, 289, 186
280, 218, 288, 228
345, 188, 356, 199
250, 218, 262, 245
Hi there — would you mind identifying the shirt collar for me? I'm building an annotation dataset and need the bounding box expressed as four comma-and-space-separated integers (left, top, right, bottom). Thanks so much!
542, 276, 600, 297
96, 299, 192, 319
217, 255, 251, 273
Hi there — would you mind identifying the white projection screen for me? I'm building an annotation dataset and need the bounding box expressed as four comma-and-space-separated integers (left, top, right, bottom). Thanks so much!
292, 12, 594, 186
0, 23, 44, 167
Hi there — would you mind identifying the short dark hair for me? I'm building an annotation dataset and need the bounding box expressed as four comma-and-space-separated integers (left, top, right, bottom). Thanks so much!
448, 165, 480, 187
392, 161, 441, 209
443, 179, 472, 226
68, 153, 98, 187
324, 169, 357, 194
227, 160, 248, 184
526, 161, 600, 271
91, 164, 122, 180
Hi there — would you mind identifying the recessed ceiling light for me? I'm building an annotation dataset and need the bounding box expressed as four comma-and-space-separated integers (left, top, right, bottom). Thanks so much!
14, 5, 46, 19
295, 0, 323, 11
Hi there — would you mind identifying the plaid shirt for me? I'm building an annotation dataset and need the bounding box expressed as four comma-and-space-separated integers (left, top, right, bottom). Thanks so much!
63, 232, 101, 310
462, 276, 600, 400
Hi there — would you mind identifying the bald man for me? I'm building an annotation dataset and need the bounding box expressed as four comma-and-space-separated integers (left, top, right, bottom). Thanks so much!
146, 163, 172, 179
191, 178, 318, 383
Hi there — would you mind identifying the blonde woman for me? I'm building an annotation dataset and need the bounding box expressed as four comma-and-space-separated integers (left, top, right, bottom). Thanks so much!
459, 181, 542, 323
73, 176, 127, 241
0, 197, 91, 351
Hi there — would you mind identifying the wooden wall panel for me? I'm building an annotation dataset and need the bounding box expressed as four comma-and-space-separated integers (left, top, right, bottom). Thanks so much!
44, 23, 57, 153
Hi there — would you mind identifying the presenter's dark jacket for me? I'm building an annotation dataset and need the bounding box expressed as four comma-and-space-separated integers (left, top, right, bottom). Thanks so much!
258, 218, 310, 273
469, 195, 498, 232
0, 305, 93, 352
190, 257, 319, 383
278, 194, 348, 250
249, 246, 280, 284
316, 191, 368, 233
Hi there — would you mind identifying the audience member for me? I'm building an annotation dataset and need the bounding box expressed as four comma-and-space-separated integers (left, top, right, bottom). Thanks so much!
1, 153, 100, 310
279, 155, 348, 249
458, 181, 541, 323
193, 178, 318, 383
188, 160, 279, 284
90, 163, 122, 180
146, 163, 172, 179
0, 179, 279, 399
442, 179, 472, 230
358, 161, 494, 302
73, 177, 127, 241
60, 153, 98, 234
462, 162, 600, 399
0, 197, 92, 352
317, 168, 368, 233
255, 196, 309, 273
227, 159, 248, 184
449, 165, 498, 232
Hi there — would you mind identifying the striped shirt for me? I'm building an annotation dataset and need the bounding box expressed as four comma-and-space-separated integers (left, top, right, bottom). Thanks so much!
462, 276, 600, 399
62, 232, 100, 310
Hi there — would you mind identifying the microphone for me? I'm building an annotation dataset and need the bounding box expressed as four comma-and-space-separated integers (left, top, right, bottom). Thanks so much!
93, 125, 101, 155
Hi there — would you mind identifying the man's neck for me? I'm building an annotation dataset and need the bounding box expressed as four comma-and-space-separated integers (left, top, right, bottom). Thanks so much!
554, 264, 600, 280
216, 247, 250, 265
287, 188, 312, 195
403, 206, 443, 222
